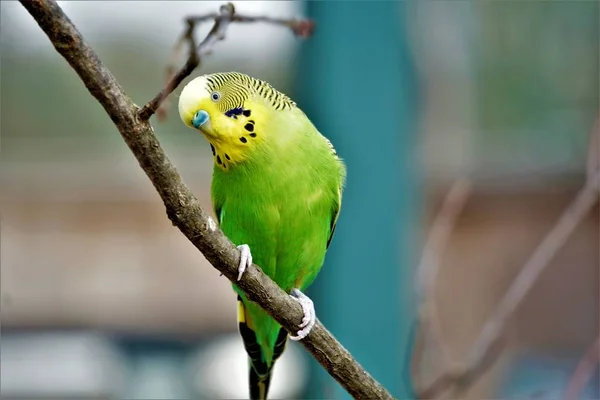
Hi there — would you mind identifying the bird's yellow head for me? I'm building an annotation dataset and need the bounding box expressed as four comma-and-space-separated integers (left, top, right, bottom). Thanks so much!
178, 71, 296, 171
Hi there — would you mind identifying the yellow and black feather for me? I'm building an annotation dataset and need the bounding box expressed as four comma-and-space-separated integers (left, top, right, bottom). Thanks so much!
237, 295, 289, 400
205, 72, 296, 113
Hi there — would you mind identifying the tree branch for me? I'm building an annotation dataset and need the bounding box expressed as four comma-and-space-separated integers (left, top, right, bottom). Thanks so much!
416, 126, 600, 398
19, 1, 392, 398
457, 173, 599, 391
137, 2, 314, 121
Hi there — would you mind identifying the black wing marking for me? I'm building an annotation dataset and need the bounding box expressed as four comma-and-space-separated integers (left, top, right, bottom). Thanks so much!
326, 187, 342, 250
326, 214, 338, 249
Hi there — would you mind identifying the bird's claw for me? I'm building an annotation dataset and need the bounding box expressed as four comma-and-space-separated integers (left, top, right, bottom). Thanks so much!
236, 244, 252, 281
289, 288, 316, 341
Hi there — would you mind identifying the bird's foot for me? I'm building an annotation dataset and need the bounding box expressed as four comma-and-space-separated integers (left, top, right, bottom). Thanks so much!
236, 244, 252, 281
289, 288, 316, 341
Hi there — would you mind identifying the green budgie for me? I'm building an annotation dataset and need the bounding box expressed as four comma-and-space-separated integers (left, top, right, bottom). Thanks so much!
178, 72, 346, 400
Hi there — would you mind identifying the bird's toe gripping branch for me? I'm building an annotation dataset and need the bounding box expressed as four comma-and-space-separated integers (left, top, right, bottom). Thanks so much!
236, 244, 253, 281
289, 288, 316, 341
235, 243, 316, 340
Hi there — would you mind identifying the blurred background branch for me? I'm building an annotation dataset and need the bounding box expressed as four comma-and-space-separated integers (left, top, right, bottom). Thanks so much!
16, 0, 392, 399
415, 121, 600, 399
413, 179, 473, 385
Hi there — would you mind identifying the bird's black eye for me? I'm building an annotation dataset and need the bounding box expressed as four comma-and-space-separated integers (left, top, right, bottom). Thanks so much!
211, 92, 221, 101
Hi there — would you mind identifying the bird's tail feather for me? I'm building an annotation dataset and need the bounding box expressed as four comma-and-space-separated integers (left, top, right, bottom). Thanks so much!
238, 295, 289, 400
249, 364, 271, 400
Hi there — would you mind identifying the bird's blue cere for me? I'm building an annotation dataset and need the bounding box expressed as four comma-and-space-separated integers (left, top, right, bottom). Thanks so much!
192, 110, 209, 129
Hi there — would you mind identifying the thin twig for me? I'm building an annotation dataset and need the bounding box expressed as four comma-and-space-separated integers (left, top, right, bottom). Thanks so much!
138, 3, 314, 121
138, 4, 233, 121
154, 19, 199, 122
19, 1, 392, 398
417, 169, 600, 398
412, 179, 472, 394
230, 14, 316, 36
563, 336, 600, 400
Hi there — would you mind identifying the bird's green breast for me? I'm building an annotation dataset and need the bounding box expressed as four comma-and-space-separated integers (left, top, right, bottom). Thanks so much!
212, 112, 342, 290
210, 109, 344, 365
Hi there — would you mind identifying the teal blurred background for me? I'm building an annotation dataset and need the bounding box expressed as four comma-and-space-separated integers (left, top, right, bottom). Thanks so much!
1, 1, 598, 399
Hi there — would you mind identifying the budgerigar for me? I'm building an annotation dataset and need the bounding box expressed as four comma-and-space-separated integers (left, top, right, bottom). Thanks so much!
178, 71, 346, 400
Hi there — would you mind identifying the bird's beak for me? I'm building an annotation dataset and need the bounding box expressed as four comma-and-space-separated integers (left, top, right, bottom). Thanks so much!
191, 110, 210, 129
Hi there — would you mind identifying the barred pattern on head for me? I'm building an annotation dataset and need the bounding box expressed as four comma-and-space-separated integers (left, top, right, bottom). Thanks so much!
205, 72, 296, 112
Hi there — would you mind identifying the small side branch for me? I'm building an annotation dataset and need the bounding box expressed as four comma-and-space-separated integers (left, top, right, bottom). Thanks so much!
19, 1, 390, 399
138, 3, 314, 121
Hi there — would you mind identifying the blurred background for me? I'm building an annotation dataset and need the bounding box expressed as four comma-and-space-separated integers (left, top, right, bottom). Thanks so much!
1, 1, 598, 399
